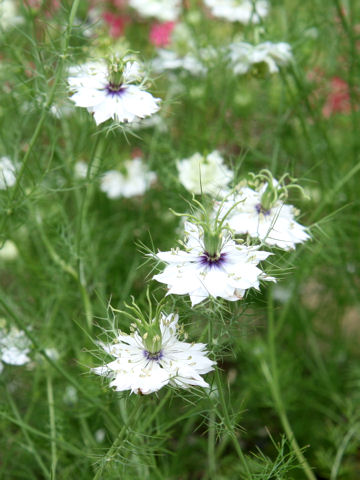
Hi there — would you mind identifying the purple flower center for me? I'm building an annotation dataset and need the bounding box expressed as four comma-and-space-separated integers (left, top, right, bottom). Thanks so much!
255, 203, 271, 216
105, 83, 126, 97
143, 350, 163, 361
199, 251, 227, 268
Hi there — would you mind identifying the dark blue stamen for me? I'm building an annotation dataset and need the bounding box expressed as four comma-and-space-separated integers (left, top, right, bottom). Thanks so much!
255, 203, 271, 216
199, 251, 227, 268
143, 350, 163, 361
105, 83, 126, 97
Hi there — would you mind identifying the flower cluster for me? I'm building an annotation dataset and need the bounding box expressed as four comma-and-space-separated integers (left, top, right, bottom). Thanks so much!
61, 11, 310, 398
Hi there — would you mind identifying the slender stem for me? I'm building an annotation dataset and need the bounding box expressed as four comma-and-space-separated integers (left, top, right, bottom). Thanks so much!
208, 318, 252, 478
3, 384, 50, 479
264, 290, 316, 480
214, 368, 252, 478
93, 402, 142, 480
0, 295, 122, 429
0, 0, 81, 235
207, 408, 216, 479
47, 371, 57, 480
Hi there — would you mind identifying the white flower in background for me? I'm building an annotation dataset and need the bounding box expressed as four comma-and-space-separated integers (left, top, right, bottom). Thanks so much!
0, 156, 16, 189
68, 58, 160, 125
152, 49, 207, 76
93, 313, 215, 394
177, 151, 233, 195
63, 385, 78, 406
228, 41, 293, 75
74, 160, 88, 179
0, 322, 31, 373
0, 240, 18, 260
100, 158, 156, 199
152, 23, 212, 76
129, 0, 181, 22
204, 0, 268, 24
50, 100, 74, 119
130, 114, 168, 133
222, 183, 310, 250
95, 429, 106, 443
153, 221, 275, 306
0, 0, 23, 31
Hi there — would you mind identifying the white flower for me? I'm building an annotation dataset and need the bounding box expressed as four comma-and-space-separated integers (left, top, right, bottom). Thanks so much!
0, 0, 23, 31
129, 0, 181, 21
100, 158, 156, 199
204, 0, 269, 24
152, 24, 216, 76
0, 156, 16, 189
74, 160, 88, 179
153, 222, 275, 306
130, 114, 168, 133
228, 41, 293, 75
68, 59, 160, 125
92, 313, 215, 394
222, 184, 310, 250
0, 322, 31, 373
152, 49, 207, 76
177, 151, 233, 195
0, 240, 18, 260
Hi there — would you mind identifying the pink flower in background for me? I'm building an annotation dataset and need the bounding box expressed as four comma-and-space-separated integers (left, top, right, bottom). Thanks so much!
149, 22, 175, 47
103, 11, 128, 37
25, 0, 60, 16
322, 77, 351, 118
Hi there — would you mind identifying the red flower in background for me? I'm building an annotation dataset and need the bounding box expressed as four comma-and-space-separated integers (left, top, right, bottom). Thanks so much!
103, 11, 129, 37
322, 77, 351, 118
149, 22, 175, 47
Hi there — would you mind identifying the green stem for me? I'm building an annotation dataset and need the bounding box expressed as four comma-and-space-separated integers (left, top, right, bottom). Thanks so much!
0, 295, 122, 430
264, 290, 316, 480
1, 0, 81, 233
208, 318, 252, 478
93, 402, 142, 480
3, 384, 50, 479
46, 371, 57, 480
207, 407, 216, 479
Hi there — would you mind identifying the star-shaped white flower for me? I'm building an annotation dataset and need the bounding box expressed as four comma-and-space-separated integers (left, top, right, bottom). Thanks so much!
152, 49, 207, 76
0, 323, 31, 373
0, 0, 23, 31
228, 41, 293, 75
222, 185, 310, 250
177, 151, 233, 195
153, 222, 275, 306
100, 158, 156, 199
204, 0, 269, 24
92, 313, 215, 394
68, 60, 160, 125
0, 156, 16, 189
129, 0, 181, 21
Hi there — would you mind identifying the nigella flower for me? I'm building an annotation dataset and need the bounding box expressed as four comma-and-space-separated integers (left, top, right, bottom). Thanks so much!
67, 56, 160, 125
204, 0, 269, 24
129, 0, 181, 22
221, 175, 310, 250
0, 0, 23, 31
93, 312, 215, 394
228, 41, 293, 75
177, 151, 233, 195
0, 156, 16, 189
100, 157, 156, 199
152, 23, 208, 76
153, 221, 275, 306
0, 322, 31, 373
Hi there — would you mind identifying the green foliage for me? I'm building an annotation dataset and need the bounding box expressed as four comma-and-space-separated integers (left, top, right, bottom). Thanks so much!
0, 0, 359, 479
